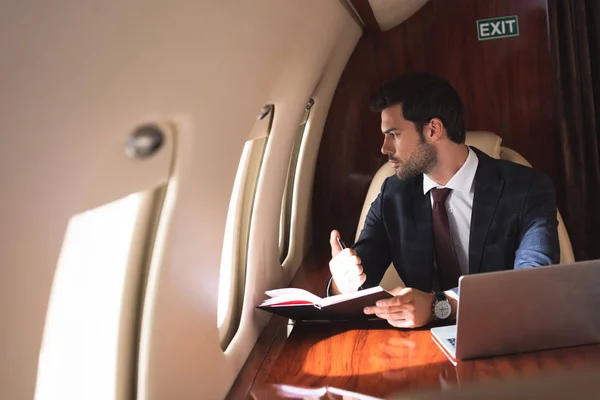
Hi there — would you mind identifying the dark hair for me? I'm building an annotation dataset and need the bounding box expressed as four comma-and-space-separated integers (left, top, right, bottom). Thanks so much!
369, 72, 466, 143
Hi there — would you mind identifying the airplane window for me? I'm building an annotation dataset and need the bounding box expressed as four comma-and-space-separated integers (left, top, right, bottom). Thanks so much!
218, 105, 274, 351
35, 188, 165, 400
279, 99, 314, 264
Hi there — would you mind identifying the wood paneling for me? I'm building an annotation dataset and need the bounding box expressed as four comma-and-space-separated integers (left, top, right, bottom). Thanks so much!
312, 0, 559, 256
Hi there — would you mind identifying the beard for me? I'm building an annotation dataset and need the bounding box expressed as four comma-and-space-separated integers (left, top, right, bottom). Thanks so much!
392, 141, 438, 180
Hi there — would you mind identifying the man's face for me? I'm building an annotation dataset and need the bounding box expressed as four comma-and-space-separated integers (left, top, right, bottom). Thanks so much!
380, 104, 437, 180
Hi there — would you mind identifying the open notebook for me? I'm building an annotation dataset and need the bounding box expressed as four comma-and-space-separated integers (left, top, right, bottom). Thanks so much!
257, 286, 392, 322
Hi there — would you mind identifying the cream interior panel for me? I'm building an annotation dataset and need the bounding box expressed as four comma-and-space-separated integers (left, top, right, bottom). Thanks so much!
134, 3, 362, 400
0, 2, 180, 397
281, 21, 362, 272
369, 0, 430, 31
0, 1, 361, 399
230, 20, 362, 357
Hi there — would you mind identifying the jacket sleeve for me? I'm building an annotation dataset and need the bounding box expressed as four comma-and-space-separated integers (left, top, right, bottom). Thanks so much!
352, 178, 393, 288
514, 172, 560, 268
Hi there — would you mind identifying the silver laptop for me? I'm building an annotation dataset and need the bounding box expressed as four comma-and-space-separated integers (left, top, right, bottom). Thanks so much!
431, 259, 600, 361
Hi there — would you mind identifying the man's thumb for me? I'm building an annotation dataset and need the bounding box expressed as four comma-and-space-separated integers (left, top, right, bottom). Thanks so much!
330, 230, 343, 257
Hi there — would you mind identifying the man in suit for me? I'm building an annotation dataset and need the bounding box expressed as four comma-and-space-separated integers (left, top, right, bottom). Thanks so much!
327, 72, 559, 328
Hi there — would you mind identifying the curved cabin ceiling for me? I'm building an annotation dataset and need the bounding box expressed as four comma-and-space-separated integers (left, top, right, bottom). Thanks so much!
355, 0, 430, 31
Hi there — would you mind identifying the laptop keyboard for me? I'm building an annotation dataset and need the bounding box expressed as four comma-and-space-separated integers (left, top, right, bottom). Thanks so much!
447, 338, 456, 348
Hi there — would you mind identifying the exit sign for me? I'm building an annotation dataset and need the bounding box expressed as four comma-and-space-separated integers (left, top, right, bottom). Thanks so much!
477, 15, 519, 41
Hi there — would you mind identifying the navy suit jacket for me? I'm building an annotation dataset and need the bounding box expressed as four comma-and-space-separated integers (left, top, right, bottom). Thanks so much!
353, 147, 560, 293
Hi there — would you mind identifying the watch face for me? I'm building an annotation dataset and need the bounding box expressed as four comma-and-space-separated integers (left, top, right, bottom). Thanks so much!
434, 301, 452, 319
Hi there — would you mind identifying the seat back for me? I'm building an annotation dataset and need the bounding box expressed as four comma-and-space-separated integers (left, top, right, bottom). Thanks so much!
355, 131, 574, 290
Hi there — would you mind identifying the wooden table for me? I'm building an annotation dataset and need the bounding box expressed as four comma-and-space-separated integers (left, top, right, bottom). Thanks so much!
227, 253, 600, 399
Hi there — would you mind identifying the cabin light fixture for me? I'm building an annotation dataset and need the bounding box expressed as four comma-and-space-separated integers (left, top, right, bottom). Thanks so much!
125, 124, 165, 160
306, 98, 315, 111
257, 104, 273, 120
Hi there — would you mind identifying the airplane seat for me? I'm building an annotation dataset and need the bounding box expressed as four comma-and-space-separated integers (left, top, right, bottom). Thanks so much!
355, 131, 574, 291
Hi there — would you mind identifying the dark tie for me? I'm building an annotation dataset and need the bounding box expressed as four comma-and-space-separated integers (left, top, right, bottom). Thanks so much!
431, 188, 462, 290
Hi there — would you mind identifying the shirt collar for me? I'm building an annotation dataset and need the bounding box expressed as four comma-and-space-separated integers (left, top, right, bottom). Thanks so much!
423, 147, 479, 195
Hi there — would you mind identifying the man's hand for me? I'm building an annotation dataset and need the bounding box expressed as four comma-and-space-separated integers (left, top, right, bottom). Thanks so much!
363, 286, 435, 328
329, 230, 367, 295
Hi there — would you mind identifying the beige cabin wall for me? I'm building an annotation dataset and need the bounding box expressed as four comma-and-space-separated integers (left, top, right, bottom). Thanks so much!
0, 1, 361, 399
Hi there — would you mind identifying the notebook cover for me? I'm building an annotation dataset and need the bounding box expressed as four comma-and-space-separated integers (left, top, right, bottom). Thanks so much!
257, 290, 393, 322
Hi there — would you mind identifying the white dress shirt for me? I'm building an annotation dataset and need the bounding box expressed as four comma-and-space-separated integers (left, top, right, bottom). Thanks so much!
423, 148, 479, 276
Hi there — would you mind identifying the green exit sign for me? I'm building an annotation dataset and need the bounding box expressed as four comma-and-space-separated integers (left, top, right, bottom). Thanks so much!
477, 15, 519, 41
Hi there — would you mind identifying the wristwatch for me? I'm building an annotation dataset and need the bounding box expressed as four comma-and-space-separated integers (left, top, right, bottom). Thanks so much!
432, 292, 452, 320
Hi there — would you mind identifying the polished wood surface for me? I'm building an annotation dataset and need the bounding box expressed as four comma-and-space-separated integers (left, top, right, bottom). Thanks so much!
227, 253, 600, 399
248, 322, 600, 399
312, 0, 560, 257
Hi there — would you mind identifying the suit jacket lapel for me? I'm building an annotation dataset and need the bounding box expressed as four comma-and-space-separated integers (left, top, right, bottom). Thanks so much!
469, 147, 504, 274
411, 177, 435, 288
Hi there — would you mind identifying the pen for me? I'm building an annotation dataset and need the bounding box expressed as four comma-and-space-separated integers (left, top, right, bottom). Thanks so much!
336, 236, 363, 290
